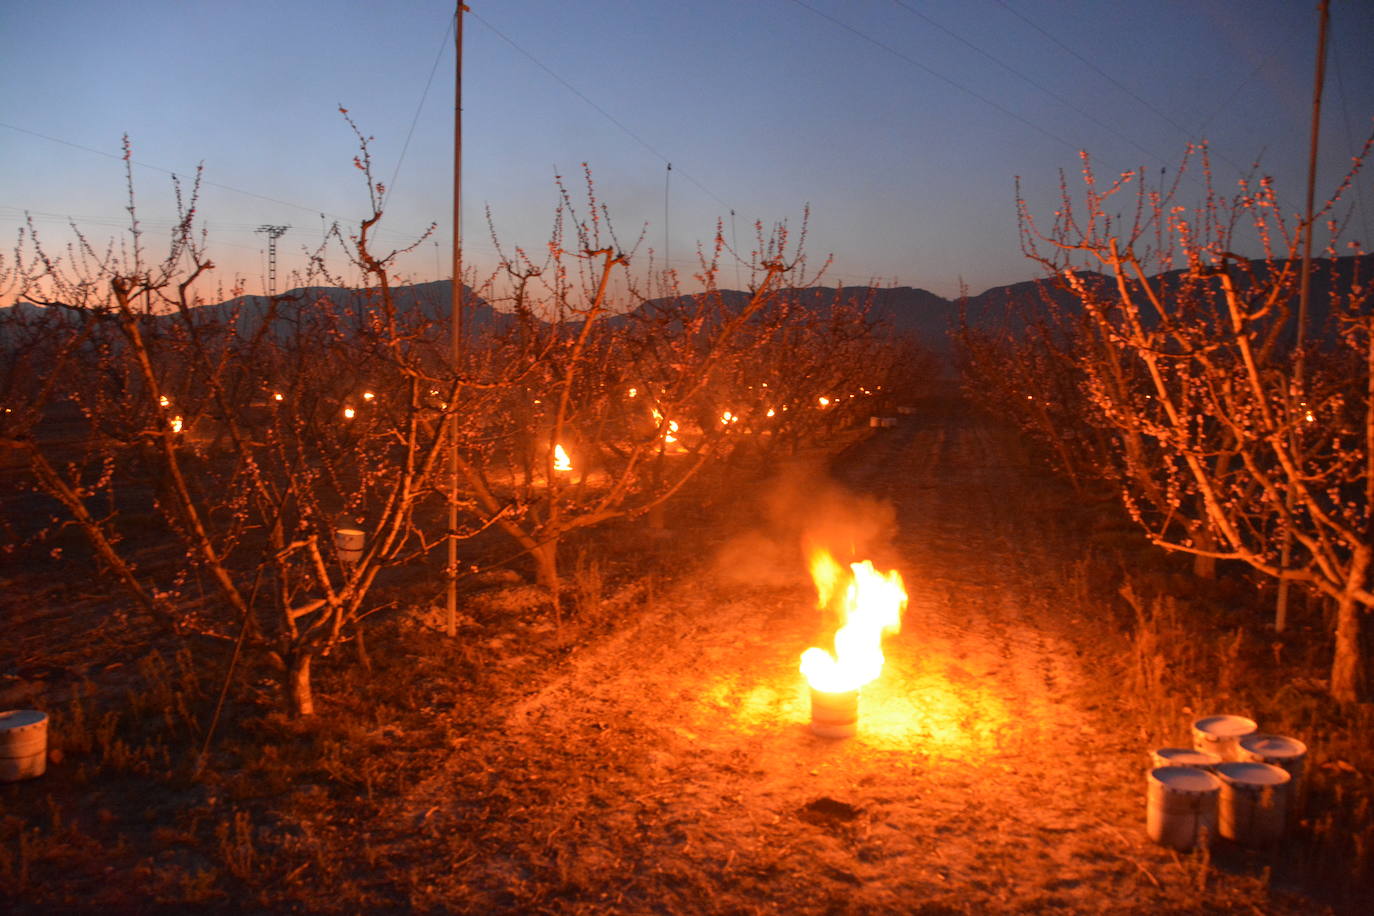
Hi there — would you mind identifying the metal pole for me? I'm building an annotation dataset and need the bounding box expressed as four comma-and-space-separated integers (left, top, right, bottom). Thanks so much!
446, 3, 465, 638
1276, 0, 1329, 633
664, 162, 671, 290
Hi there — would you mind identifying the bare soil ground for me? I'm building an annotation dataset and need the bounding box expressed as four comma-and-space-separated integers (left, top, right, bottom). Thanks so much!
0, 388, 1354, 912
376, 390, 1299, 914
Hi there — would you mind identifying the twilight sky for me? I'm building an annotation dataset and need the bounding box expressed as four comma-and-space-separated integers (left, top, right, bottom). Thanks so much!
3, 0, 1372, 301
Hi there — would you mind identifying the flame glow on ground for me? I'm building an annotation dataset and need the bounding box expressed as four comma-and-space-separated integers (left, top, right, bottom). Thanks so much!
694, 588, 1015, 756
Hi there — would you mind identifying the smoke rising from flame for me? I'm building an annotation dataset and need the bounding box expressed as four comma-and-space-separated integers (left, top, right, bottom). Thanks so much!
713, 458, 897, 592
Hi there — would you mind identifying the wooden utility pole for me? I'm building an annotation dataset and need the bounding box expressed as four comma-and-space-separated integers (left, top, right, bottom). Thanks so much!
1276, 0, 1330, 632
447, 3, 466, 637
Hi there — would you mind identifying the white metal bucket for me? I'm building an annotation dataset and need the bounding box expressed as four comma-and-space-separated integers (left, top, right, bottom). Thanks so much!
0, 709, 48, 781
809, 688, 858, 738
1150, 747, 1222, 771
1216, 761, 1290, 845
1147, 765, 1220, 851
335, 527, 365, 564
1191, 714, 1257, 761
1238, 734, 1308, 817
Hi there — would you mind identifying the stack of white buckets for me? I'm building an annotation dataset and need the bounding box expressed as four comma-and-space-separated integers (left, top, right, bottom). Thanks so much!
1147, 714, 1307, 851
0, 709, 49, 782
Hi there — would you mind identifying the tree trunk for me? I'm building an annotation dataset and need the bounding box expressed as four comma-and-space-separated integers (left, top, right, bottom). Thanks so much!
1191, 524, 1217, 579
532, 540, 562, 621
354, 621, 372, 674
1330, 593, 1366, 704
285, 649, 315, 717
533, 539, 559, 588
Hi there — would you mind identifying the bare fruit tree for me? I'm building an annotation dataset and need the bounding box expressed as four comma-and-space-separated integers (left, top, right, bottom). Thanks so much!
452, 172, 843, 613
5, 133, 464, 717
3, 131, 922, 715
1018, 141, 1373, 703
953, 286, 1118, 499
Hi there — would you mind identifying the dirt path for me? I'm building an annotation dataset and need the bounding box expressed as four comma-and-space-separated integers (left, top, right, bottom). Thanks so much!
398, 390, 1278, 913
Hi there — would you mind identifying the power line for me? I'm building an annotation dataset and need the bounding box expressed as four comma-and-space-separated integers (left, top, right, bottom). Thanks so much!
795, 0, 1305, 213
466, 8, 733, 212
0, 207, 456, 259
992, 0, 1303, 193
0, 205, 311, 235
1329, 32, 1371, 245
1192, 31, 1303, 141
383, 10, 456, 213
991, 0, 1198, 144
785, 0, 1084, 154
889, 0, 1175, 168
0, 208, 277, 255
0, 120, 426, 243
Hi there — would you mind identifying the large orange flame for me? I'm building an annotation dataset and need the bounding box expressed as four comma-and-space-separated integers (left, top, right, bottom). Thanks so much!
553, 443, 572, 472
800, 550, 906, 694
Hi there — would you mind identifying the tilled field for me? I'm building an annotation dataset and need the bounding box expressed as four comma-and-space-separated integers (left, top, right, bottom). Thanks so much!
0, 391, 1334, 912
380, 394, 1293, 913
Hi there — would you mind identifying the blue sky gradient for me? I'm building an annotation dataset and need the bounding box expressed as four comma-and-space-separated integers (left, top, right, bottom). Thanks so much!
3, 0, 1371, 300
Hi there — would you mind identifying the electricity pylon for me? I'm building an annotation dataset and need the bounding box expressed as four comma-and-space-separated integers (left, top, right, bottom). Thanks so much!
256, 225, 290, 295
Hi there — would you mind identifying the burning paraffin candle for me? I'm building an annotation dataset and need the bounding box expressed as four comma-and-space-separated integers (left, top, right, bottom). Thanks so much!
808, 686, 860, 738
650, 408, 679, 445
800, 551, 907, 738
553, 443, 573, 473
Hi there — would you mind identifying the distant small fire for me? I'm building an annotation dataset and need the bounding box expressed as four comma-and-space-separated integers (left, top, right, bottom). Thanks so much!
650, 407, 679, 445
553, 443, 572, 473
800, 549, 906, 736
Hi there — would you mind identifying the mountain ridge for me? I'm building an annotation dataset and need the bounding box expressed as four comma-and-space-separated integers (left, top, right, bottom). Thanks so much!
7, 254, 1369, 355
